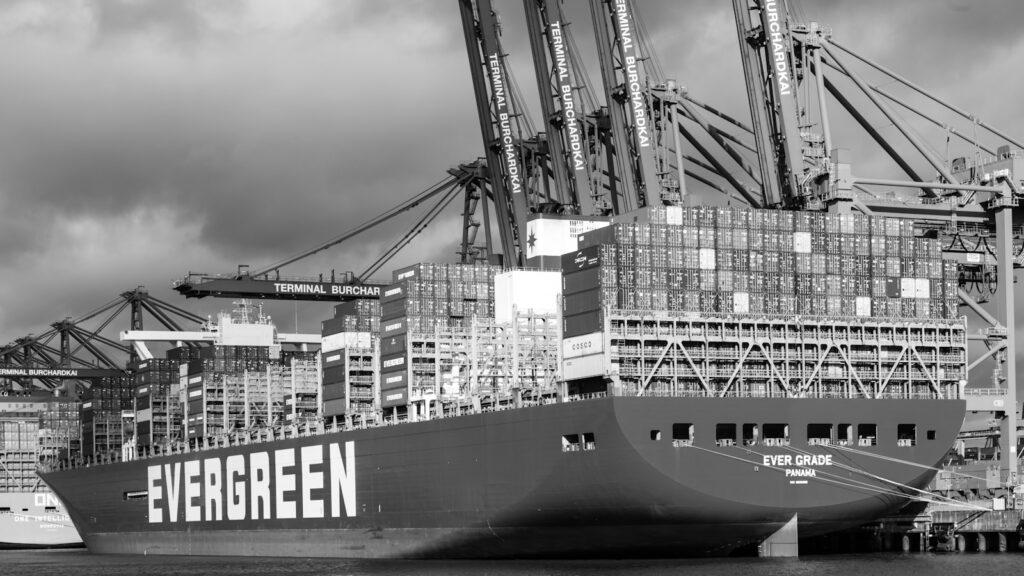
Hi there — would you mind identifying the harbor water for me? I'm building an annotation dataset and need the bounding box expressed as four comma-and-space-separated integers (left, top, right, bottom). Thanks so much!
2, 550, 1022, 576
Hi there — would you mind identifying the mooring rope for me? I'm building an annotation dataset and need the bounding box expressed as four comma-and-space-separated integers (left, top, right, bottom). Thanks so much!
827, 443, 992, 482
780, 444, 991, 512
683, 443, 991, 512
684, 443, 938, 503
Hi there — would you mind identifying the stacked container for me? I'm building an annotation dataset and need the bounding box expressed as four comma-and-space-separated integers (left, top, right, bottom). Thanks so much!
80, 376, 133, 458
132, 358, 179, 448
180, 347, 319, 441
323, 299, 381, 334
378, 262, 499, 413
560, 205, 967, 399
574, 206, 957, 320
0, 393, 71, 490
321, 300, 378, 422
38, 396, 80, 462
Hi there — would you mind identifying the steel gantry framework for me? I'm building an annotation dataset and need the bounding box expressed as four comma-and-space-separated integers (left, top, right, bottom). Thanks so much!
465, 0, 1024, 484
726, 0, 1023, 482
0, 288, 205, 392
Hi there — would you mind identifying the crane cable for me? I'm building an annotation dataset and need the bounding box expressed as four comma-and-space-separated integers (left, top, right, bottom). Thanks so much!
359, 181, 465, 281
247, 173, 465, 279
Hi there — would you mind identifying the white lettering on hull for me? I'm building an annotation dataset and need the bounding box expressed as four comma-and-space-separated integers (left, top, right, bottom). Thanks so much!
762, 453, 832, 482
147, 441, 355, 523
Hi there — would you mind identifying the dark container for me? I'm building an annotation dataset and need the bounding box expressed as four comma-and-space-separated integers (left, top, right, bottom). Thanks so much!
322, 383, 347, 402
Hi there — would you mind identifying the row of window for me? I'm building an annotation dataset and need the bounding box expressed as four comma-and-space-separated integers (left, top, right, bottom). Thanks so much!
652, 423, 934, 448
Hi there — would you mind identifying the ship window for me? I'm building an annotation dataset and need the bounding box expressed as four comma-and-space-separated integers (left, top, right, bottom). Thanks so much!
582, 432, 596, 451
743, 423, 759, 446
897, 424, 916, 447
651, 429, 662, 441
561, 434, 581, 452
715, 423, 736, 447
762, 423, 790, 446
858, 424, 877, 446
123, 490, 148, 501
672, 423, 693, 447
0, 507, 9, 513
807, 423, 833, 445
837, 424, 852, 446
927, 430, 936, 441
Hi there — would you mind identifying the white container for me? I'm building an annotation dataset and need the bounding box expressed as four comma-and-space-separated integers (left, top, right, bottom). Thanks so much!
495, 270, 562, 322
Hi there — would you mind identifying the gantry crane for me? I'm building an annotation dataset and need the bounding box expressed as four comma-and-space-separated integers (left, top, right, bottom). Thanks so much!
174, 161, 496, 300
732, 0, 1023, 482
522, 0, 601, 215
587, 0, 686, 210
0, 287, 204, 392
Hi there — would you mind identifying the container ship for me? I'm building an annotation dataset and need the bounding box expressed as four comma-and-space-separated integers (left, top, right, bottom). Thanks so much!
0, 391, 82, 548
40, 206, 968, 557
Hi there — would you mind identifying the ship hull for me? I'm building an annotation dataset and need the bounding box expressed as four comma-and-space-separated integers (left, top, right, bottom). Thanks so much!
41, 396, 964, 557
0, 492, 83, 549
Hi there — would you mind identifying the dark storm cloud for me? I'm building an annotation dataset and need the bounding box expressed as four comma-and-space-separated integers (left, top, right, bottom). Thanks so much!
0, 0, 482, 341
0, 0, 1021, 349
0, 0, 480, 267
87, 0, 207, 44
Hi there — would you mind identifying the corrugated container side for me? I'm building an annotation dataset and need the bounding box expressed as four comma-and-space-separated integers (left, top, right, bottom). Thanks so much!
322, 383, 346, 401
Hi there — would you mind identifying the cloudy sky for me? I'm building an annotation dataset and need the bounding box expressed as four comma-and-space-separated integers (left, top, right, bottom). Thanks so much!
0, 0, 1020, 377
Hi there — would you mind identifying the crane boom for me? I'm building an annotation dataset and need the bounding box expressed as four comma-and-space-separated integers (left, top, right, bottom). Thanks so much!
174, 168, 479, 301
590, 0, 682, 211
523, 0, 600, 215
460, 0, 532, 266
732, 0, 831, 207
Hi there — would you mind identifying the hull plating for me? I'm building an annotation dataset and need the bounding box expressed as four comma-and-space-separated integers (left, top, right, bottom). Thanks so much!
42, 396, 964, 557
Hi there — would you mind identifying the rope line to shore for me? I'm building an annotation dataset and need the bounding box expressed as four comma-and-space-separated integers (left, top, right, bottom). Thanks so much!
684, 443, 991, 512
781, 444, 991, 512
684, 444, 939, 503
826, 443, 991, 482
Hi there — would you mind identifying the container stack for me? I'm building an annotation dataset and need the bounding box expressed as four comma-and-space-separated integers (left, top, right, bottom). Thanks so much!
321, 300, 377, 423
276, 354, 320, 426
182, 357, 217, 440
0, 394, 50, 491
560, 205, 967, 400
321, 343, 376, 425
131, 358, 179, 448
574, 206, 957, 320
37, 396, 80, 461
0, 419, 37, 491
378, 262, 499, 415
180, 347, 319, 441
561, 244, 618, 339
323, 299, 381, 334
80, 376, 133, 458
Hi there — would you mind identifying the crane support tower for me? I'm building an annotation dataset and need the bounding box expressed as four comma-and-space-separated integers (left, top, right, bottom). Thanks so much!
732, 0, 833, 207
589, 0, 684, 210
522, 0, 604, 215
460, 0, 532, 266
